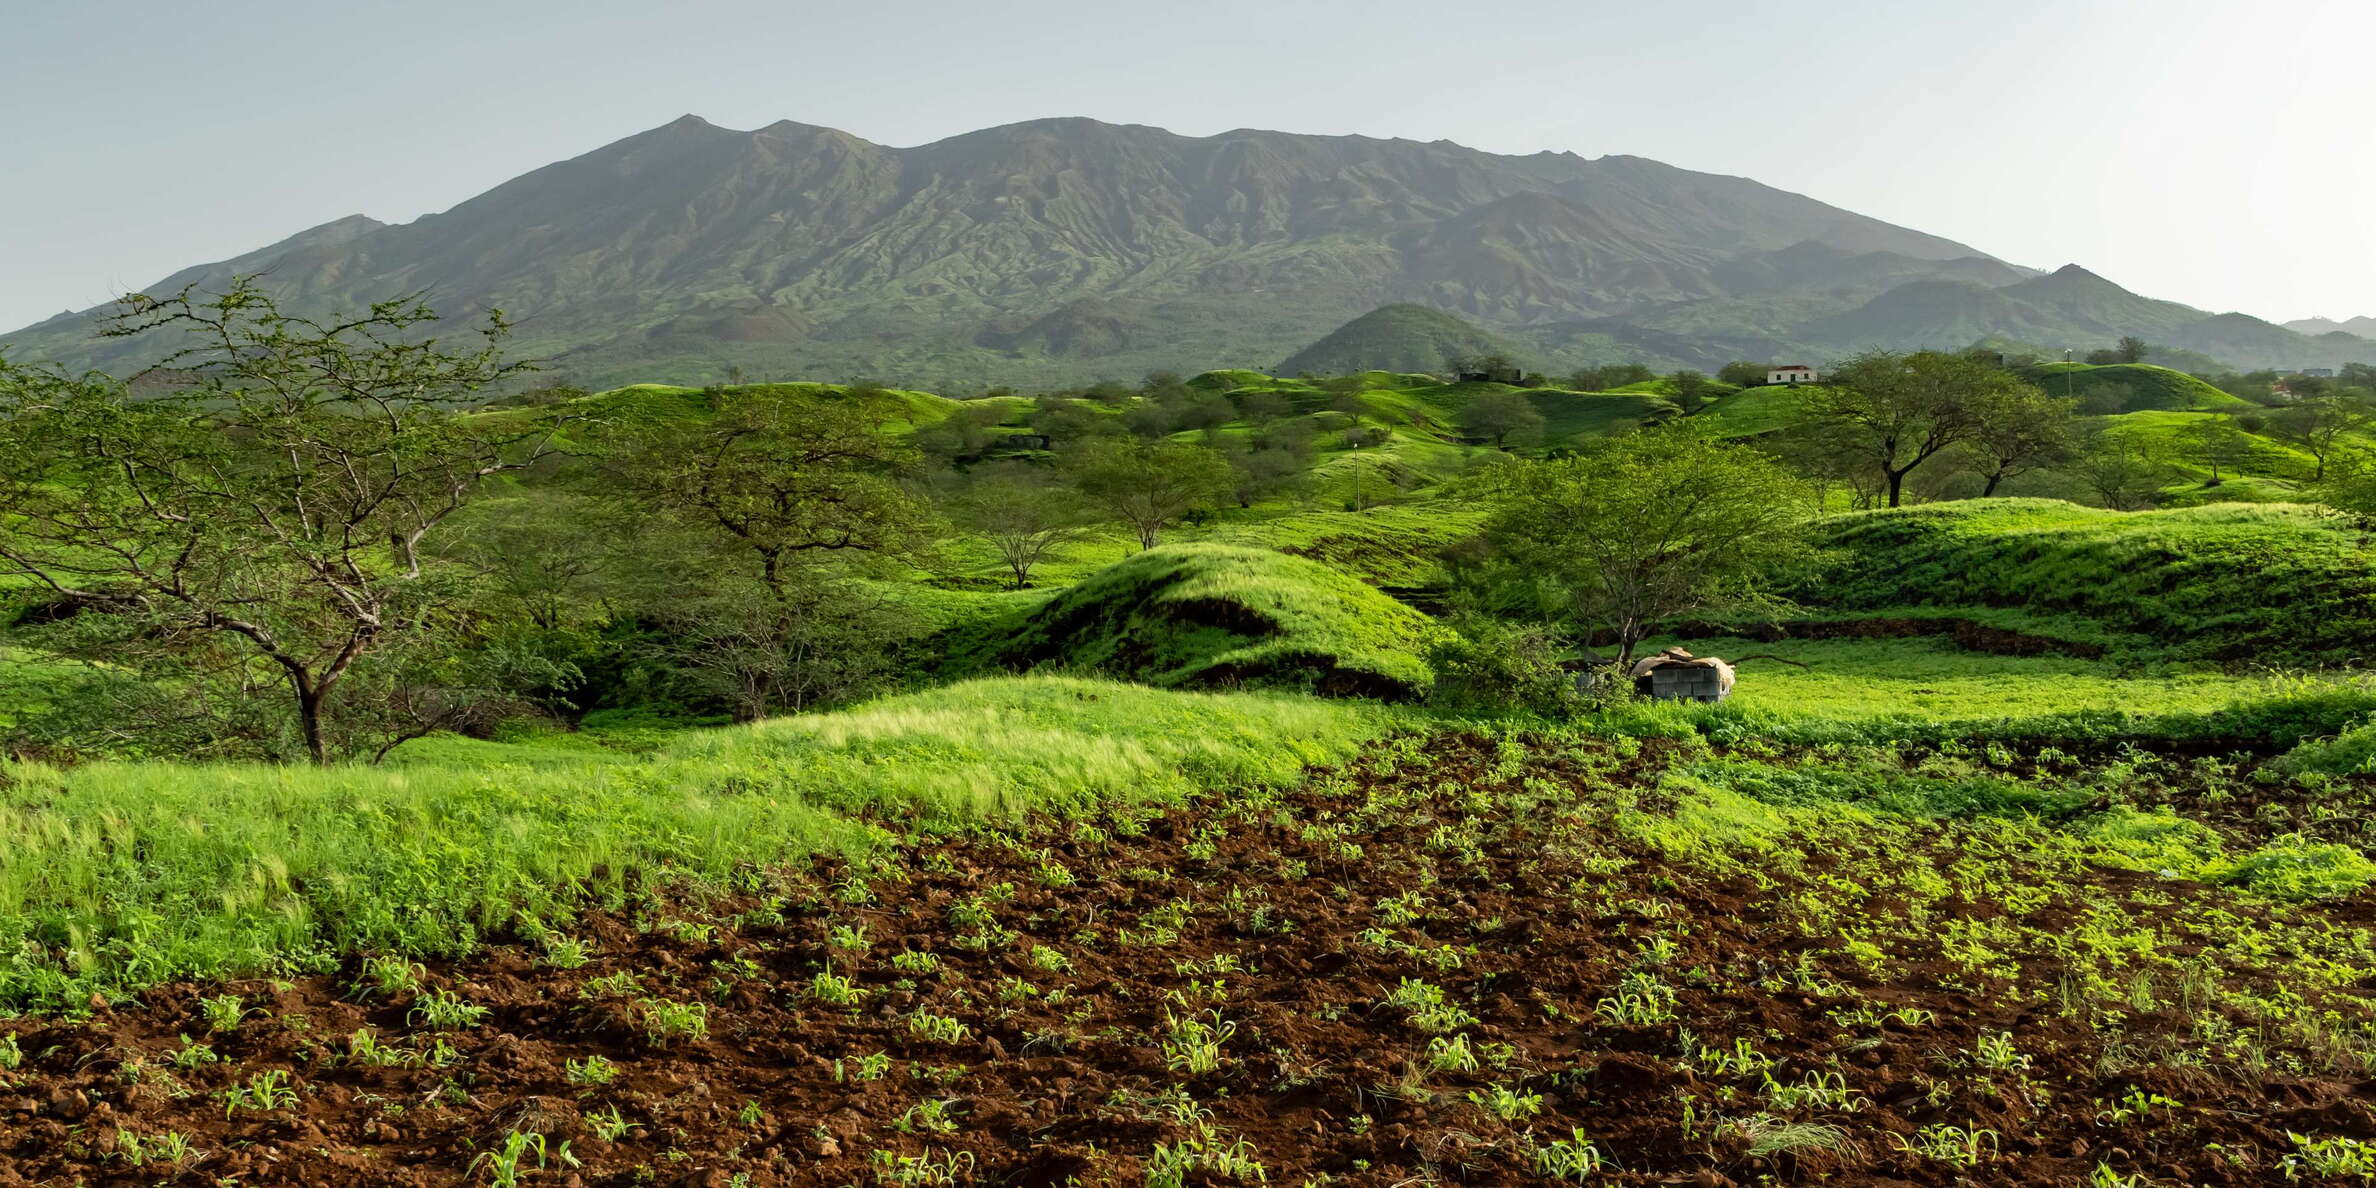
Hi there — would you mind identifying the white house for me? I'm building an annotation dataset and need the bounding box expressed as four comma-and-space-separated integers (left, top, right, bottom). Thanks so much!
1767, 364, 1820, 386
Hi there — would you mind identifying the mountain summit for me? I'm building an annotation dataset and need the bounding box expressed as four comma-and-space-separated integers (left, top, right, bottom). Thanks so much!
5, 116, 2367, 384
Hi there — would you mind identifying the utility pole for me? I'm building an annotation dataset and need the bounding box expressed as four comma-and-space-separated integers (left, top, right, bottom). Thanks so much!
1351, 440, 1363, 511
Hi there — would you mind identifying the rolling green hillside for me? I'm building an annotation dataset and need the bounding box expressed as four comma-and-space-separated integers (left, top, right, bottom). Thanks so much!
2029, 362, 2251, 412
1800, 501, 2376, 662
951, 544, 1449, 697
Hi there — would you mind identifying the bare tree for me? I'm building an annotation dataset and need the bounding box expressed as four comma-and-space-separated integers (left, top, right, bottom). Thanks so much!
0, 279, 560, 762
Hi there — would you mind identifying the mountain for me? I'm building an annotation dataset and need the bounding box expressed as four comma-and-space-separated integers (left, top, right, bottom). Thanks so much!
5, 115, 2367, 385
1276, 304, 1535, 375
2286, 316, 2376, 340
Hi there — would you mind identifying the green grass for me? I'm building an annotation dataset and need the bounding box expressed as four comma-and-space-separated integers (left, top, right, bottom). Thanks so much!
1647, 635, 2281, 726
1204, 502, 1487, 586
1694, 385, 1809, 437
0, 676, 1401, 1008
1799, 499, 2376, 663
948, 543, 1449, 697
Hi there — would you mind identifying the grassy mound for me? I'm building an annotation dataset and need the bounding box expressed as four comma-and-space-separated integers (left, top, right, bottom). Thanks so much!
2031, 362, 2251, 412
962, 544, 1448, 697
1798, 499, 2376, 663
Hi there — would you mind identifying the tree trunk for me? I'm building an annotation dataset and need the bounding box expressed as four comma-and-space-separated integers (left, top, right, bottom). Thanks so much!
297, 681, 331, 766
1886, 468, 1907, 508
1981, 470, 2005, 497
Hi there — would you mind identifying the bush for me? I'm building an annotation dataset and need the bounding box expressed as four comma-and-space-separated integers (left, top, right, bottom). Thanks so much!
1425, 620, 1600, 718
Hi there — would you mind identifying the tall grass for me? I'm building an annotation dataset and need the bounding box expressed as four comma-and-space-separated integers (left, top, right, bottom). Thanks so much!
0, 677, 1398, 1009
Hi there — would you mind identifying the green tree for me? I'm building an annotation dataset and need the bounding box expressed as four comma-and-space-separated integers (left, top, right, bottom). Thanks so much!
1065, 438, 1235, 549
611, 386, 932, 597
608, 385, 934, 718
1807, 350, 2026, 507
2070, 432, 2176, 510
2176, 418, 2254, 483
1964, 386, 2080, 496
1717, 361, 1769, 388
2115, 336, 2151, 364
2272, 394, 2374, 481
949, 462, 1094, 589
1669, 370, 1719, 414
0, 280, 558, 763
1459, 390, 1546, 449
1476, 425, 1812, 662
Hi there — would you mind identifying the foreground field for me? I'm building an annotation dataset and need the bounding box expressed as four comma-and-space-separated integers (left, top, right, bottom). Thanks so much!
3, 730, 2372, 1185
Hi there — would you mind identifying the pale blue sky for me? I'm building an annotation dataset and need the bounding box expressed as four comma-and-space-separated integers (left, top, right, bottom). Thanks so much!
4, 0, 2370, 330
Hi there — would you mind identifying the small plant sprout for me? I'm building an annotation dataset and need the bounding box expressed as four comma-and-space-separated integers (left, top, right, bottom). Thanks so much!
540, 936, 593, 969
635, 997, 709, 1046
220, 1069, 297, 1117
585, 1104, 632, 1141
1890, 1123, 2000, 1166
895, 1097, 962, 1134
1973, 1031, 2030, 1072
890, 949, 941, 975
565, 1054, 620, 1086
0, 1033, 20, 1070
471, 1129, 578, 1188
359, 955, 423, 998
1162, 1011, 1236, 1076
1533, 1130, 1611, 1181
2282, 1132, 2376, 1178
1467, 1083, 1544, 1122
906, 1012, 971, 1045
810, 970, 865, 1006
408, 989, 490, 1031
199, 994, 247, 1033
1144, 1129, 1266, 1188
1427, 1034, 1480, 1074
872, 1146, 976, 1187
113, 1128, 199, 1168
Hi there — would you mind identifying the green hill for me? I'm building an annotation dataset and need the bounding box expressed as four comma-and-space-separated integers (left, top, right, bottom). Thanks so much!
1800, 500, 2376, 662
2029, 362, 2251, 412
1276, 305, 1537, 377
955, 544, 1449, 698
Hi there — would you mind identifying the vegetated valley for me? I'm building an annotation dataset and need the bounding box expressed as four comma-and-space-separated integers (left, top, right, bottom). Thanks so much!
3, 288, 2376, 1187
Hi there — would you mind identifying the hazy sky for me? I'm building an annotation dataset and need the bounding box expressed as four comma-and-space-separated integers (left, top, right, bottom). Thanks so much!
6, 0, 2371, 331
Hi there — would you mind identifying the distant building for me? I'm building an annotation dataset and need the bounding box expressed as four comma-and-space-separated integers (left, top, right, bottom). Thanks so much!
1455, 364, 1529, 385
2302, 368, 2338, 378
1767, 364, 1820, 386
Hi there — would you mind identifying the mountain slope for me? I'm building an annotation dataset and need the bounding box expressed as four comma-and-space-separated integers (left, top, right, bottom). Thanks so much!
0, 116, 2005, 386
6, 115, 2366, 384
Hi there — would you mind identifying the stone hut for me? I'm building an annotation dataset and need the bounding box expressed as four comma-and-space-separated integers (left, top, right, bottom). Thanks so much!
1628, 647, 1736, 703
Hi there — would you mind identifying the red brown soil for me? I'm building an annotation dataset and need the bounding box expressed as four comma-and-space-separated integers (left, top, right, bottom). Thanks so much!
2, 736, 2370, 1186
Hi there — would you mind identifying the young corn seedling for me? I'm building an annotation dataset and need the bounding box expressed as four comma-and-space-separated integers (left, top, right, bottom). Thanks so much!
895, 1098, 963, 1135
810, 971, 865, 1007
872, 1147, 975, 1187
906, 1012, 971, 1045
1533, 1130, 1611, 1182
1427, 1034, 1480, 1074
585, 1104, 632, 1141
635, 997, 709, 1046
113, 1129, 198, 1169
564, 1054, 620, 1086
1891, 1123, 1999, 1166
1162, 1011, 1235, 1076
1468, 1083, 1544, 1122
471, 1129, 577, 1188
220, 1069, 296, 1117
408, 989, 490, 1031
